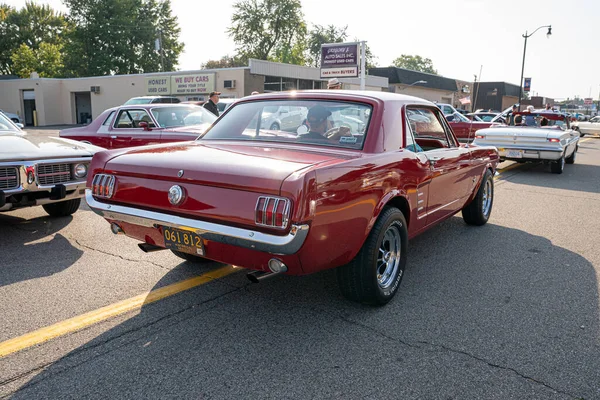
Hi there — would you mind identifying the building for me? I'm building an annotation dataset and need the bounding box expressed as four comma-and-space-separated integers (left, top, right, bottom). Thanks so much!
471, 81, 520, 112
0, 59, 388, 126
369, 67, 471, 109
521, 95, 555, 109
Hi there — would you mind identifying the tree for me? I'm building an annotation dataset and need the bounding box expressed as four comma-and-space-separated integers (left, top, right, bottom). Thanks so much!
0, 2, 69, 75
11, 42, 64, 78
391, 54, 437, 74
63, 0, 183, 77
201, 54, 247, 69
306, 24, 347, 68
228, 0, 306, 62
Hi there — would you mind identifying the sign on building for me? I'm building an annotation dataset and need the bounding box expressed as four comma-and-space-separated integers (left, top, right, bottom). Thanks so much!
523, 78, 532, 92
320, 42, 359, 78
584, 97, 593, 105
145, 73, 216, 95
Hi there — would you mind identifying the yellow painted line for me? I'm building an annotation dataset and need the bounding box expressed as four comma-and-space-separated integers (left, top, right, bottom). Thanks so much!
0, 265, 237, 358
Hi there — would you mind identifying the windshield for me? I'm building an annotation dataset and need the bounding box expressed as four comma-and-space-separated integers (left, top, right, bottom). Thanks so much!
0, 112, 20, 133
200, 100, 373, 150
151, 106, 217, 128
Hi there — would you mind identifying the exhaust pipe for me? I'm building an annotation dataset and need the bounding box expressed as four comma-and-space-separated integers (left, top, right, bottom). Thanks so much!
247, 270, 284, 283
138, 243, 166, 253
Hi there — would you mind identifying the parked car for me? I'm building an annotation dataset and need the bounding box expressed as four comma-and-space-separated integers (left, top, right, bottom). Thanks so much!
445, 112, 503, 142
124, 96, 181, 105
572, 115, 600, 137
85, 91, 499, 305
0, 109, 22, 124
435, 102, 458, 116
59, 104, 217, 149
0, 112, 102, 216
472, 110, 579, 174
467, 112, 506, 124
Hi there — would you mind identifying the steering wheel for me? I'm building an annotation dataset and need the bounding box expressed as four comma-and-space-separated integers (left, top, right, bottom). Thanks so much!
325, 126, 352, 140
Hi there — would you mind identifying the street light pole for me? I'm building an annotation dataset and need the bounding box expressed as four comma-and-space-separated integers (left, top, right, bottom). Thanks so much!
517, 25, 551, 111
404, 80, 427, 89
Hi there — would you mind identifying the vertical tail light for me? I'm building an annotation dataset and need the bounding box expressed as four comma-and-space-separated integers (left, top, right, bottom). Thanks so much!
255, 196, 290, 229
91, 173, 116, 198
547, 138, 560, 143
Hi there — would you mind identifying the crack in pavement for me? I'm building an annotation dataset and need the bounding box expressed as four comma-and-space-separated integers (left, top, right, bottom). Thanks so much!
0, 283, 246, 397
73, 239, 173, 271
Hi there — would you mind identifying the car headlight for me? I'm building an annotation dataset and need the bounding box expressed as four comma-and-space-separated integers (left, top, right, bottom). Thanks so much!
74, 163, 88, 179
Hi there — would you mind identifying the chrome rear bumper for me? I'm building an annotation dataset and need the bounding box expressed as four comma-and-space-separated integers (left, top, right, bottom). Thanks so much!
85, 190, 309, 255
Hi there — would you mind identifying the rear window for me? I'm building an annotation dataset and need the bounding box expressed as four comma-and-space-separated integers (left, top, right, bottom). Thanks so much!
151, 106, 217, 128
200, 100, 373, 150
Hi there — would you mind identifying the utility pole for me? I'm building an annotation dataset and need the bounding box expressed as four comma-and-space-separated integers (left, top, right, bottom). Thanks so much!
156, 29, 165, 72
360, 41, 366, 91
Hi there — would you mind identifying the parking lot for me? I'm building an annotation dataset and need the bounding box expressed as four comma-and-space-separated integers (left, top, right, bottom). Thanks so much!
1, 130, 599, 399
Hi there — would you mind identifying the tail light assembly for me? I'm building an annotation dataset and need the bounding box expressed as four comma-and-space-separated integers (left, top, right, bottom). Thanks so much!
255, 196, 291, 229
547, 138, 561, 143
475, 134, 485, 139
91, 173, 116, 198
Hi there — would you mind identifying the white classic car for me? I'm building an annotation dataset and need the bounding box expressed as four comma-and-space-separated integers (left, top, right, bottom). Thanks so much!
572, 115, 600, 137
472, 110, 579, 174
0, 112, 103, 216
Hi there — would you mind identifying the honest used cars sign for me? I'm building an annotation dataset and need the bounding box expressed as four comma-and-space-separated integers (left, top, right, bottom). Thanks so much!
320, 42, 359, 78
145, 73, 216, 95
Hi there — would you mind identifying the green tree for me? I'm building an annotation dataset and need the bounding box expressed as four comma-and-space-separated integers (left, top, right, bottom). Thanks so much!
63, 0, 183, 77
228, 0, 306, 62
0, 2, 69, 75
306, 24, 347, 68
201, 54, 247, 69
391, 54, 437, 74
11, 42, 64, 78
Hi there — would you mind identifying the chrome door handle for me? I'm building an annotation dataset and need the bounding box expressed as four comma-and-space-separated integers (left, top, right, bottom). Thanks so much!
110, 135, 117, 139
428, 156, 442, 166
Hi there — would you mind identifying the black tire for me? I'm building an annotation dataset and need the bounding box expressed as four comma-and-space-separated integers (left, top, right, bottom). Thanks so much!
11, 118, 19, 123
270, 122, 280, 130
42, 198, 81, 217
336, 207, 408, 305
170, 250, 212, 263
565, 146, 577, 164
550, 155, 565, 174
574, 127, 585, 137
462, 169, 494, 226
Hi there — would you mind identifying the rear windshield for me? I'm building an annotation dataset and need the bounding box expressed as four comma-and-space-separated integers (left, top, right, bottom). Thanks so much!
200, 100, 373, 150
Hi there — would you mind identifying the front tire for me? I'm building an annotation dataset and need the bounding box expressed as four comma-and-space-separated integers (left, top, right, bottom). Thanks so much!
336, 207, 408, 305
269, 122, 280, 130
42, 198, 81, 217
171, 250, 212, 263
550, 155, 565, 174
462, 169, 494, 226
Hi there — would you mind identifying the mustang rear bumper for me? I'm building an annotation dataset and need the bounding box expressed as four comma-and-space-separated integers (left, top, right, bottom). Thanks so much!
85, 190, 309, 255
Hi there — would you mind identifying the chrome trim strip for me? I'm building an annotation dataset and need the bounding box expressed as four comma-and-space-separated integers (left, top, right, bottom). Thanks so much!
85, 190, 309, 255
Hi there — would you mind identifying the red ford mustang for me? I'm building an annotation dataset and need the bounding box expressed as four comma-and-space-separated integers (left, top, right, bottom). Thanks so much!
60, 104, 217, 149
85, 91, 499, 305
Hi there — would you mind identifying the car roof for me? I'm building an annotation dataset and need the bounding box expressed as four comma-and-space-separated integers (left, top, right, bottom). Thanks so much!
235, 90, 433, 106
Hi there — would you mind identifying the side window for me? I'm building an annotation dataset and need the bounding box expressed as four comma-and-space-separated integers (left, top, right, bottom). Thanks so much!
114, 109, 153, 129
407, 106, 453, 151
102, 111, 115, 126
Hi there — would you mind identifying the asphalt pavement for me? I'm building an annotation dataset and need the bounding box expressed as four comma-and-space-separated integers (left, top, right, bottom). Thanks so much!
1, 136, 599, 399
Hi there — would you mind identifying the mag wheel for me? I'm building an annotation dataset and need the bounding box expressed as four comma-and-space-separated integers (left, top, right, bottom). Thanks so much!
336, 207, 408, 305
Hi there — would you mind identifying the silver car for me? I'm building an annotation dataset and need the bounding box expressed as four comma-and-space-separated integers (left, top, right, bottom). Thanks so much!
472, 111, 579, 174
0, 112, 103, 216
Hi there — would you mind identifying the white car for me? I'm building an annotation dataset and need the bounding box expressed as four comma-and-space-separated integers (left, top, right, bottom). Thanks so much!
572, 116, 600, 137
260, 105, 306, 131
435, 103, 458, 116
0, 109, 21, 124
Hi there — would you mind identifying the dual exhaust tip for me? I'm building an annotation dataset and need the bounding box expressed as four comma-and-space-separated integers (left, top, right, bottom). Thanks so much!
112, 222, 287, 282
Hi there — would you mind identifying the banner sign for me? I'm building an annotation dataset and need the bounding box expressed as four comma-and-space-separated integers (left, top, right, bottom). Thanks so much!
584, 97, 593, 105
320, 42, 359, 78
170, 73, 215, 95
145, 77, 171, 95
523, 77, 531, 92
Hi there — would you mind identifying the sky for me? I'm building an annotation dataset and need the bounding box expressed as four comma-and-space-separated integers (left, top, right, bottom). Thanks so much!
6, 0, 600, 100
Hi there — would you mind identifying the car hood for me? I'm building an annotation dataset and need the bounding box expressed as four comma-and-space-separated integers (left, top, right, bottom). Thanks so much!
103, 140, 358, 194
0, 132, 104, 162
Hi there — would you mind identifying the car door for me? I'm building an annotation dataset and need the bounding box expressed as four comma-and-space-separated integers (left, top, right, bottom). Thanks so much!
110, 108, 162, 148
588, 117, 600, 135
408, 106, 474, 225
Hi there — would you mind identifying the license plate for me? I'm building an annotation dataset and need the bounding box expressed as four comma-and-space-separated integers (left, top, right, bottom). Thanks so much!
162, 226, 205, 256
506, 150, 523, 158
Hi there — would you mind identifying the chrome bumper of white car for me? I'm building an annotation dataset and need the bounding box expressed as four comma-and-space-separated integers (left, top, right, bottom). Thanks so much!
85, 190, 310, 255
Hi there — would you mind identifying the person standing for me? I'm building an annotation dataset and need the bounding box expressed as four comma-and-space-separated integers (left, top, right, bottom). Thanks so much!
507, 104, 518, 125
203, 91, 221, 117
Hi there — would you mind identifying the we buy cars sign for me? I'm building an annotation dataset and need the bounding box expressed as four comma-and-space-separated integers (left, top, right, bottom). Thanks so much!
320, 42, 359, 78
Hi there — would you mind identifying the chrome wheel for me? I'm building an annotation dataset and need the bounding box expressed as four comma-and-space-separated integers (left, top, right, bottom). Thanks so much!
482, 179, 493, 217
377, 223, 402, 289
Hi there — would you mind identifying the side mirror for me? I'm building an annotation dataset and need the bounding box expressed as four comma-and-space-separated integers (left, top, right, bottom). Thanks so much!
139, 121, 152, 131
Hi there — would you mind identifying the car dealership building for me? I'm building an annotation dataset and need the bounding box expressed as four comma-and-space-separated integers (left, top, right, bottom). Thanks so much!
0, 59, 388, 126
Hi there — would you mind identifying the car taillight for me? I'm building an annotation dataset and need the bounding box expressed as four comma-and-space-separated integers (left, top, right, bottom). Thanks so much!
475, 134, 485, 139
255, 196, 290, 229
547, 138, 560, 143
91, 173, 115, 198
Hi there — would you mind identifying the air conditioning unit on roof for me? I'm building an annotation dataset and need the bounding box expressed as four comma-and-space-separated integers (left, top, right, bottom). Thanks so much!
90, 86, 101, 94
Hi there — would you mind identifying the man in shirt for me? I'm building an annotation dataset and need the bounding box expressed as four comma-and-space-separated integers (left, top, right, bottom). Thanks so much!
203, 91, 221, 117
